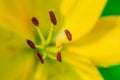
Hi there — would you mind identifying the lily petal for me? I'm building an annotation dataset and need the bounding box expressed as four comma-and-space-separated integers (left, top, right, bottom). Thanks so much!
0, 27, 35, 80
61, 0, 107, 41
0, 0, 34, 39
0, 0, 64, 39
67, 16, 120, 67
0, 53, 35, 80
31, 59, 81, 80
62, 50, 103, 80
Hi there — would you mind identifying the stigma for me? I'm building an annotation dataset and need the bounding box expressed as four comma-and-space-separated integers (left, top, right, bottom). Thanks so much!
26, 11, 72, 64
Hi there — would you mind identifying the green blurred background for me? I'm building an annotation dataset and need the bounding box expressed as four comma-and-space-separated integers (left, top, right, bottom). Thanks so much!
101, 0, 120, 16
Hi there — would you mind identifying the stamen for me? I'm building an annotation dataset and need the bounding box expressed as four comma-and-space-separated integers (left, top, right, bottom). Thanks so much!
26, 39, 35, 49
64, 29, 72, 41
31, 17, 39, 26
46, 25, 53, 44
49, 11, 57, 25
36, 27, 45, 44
56, 51, 62, 62
36, 52, 44, 64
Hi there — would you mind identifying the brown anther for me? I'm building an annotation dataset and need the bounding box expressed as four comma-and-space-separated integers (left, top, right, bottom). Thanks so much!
56, 52, 62, 62
31, 17, 39, 26
49, 11, 57, 25
26, 39, 35, 49
64, 29, 72, 41
36, 52, 44, 64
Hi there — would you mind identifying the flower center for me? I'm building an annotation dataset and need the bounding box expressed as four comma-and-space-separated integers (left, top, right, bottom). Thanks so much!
26, 11, 72, 64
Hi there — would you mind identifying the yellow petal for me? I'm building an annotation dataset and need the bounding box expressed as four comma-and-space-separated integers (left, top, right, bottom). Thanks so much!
32, 60, 81, 80
62, 50, 103, 80
0, 0, 34, 39
0, 0, 64, 39
0, 54, 35, 80
0, 27, 35, 80
67, 16, 120, 67
61, 0, 107, 41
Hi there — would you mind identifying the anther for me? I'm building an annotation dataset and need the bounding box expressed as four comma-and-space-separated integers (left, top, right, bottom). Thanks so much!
26, 39, 35, 49
31, 17, 39, 26
36, 52, 44, 64
64, 29, 72, 41
49, 11, 57, 25
56, 52, 62, 62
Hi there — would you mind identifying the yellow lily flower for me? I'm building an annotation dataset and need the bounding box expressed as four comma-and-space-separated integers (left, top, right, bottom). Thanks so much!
2, 0, 120, 80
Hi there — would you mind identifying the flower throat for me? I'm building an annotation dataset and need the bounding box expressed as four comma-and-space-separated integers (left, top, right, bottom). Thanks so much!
26, 11, 72, 64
